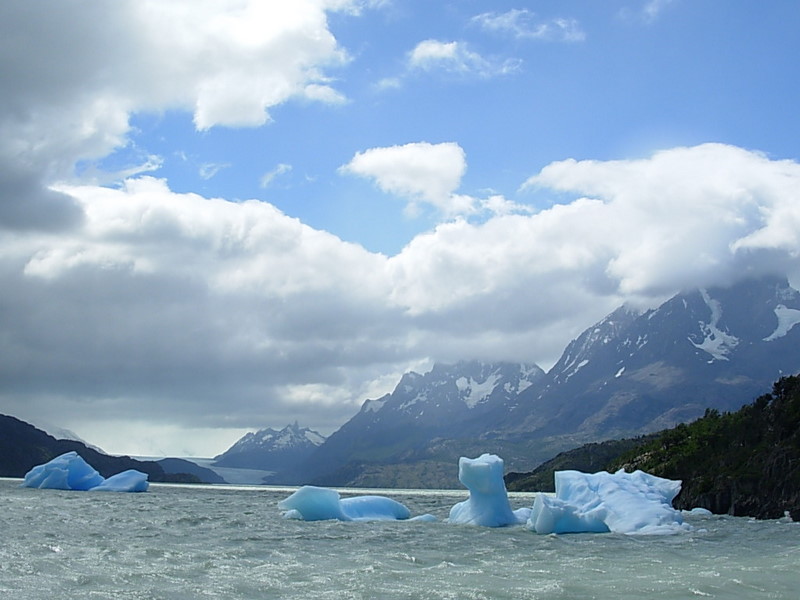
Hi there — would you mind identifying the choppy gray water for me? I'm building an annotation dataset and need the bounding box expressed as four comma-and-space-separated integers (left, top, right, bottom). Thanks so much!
1, 479, 797, 599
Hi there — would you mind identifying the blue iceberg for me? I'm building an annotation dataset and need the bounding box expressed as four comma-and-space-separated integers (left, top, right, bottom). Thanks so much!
21, 452, 149, 493
278, 485, 412, 521
527, 469, 687, 535
91, 469, 150, 493
448, 454, 530, 527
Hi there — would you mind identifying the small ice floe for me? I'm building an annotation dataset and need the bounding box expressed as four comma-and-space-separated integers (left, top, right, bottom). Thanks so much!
683, 507, 713, 517
278, 485, 426, 522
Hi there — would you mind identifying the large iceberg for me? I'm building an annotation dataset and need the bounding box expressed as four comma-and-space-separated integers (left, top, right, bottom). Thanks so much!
278, 486, 412, 521
448, 454, 530, 527
21, 452, 149, 493
527, 469, 687, 535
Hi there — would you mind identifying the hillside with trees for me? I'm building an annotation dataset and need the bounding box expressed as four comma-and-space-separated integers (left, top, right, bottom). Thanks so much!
507, 376, 800, 520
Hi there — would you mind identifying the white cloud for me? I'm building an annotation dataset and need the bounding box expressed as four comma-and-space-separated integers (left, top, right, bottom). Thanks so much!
0, 0, 353, 231
339, 142, 472, 215
472, 9, 586, 42
521, 143, 800, 295
407, 40, 521, 78
199, 162, 231, 181
260, 163, 294, 188
2, 144, 800, 454
374, 77, 402, 91
642, 0, 677, 22
303, 83, 348, 105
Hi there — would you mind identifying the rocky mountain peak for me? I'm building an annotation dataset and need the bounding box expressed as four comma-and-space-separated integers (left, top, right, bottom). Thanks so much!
213, 422, 326, 470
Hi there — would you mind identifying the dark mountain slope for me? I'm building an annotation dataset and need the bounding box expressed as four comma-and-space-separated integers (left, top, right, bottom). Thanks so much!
213, 422, 326, 471
0, 414, 201, 483
277, 361, 545, 486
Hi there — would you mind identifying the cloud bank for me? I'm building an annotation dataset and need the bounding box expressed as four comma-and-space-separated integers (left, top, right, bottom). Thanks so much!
5, 143, 800, 454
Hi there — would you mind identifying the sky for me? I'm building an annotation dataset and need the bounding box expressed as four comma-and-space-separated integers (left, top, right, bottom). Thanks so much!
2, 0, 799, 457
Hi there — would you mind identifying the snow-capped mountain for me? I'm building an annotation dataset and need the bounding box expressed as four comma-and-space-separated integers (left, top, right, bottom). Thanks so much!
358, 361, 544, 428
213, 422, 326, 471
276, 276, 800, 488
506, 275, 800, 439
280, 361, 545, 485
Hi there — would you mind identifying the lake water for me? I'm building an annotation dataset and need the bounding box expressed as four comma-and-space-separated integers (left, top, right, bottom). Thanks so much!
1, 479, 797, 599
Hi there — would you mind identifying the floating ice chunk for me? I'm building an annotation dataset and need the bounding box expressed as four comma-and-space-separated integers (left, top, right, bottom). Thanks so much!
278, 486, 349, 521
340, 495, 411, 521
21, 451, 149, 493
91, 469, 149, 493
278, 485, 411, 522
528, 469, 687, 535
409, 513, 438, 523
683, 507, 713, 517
448, 454, 528, 527
22, 452, 105, 491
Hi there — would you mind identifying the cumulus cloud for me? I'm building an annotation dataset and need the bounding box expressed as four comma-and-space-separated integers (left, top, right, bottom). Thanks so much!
2, 177, 400, 443
339, 143, 534, 218
339, 142, 472, 215
3, 143, 800, 454
520, 143, 800, 295
472, 9, 586, 42
0, 0, 352, 231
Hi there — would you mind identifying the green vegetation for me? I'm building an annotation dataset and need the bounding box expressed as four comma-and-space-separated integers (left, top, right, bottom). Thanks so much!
505, 435, 658, 493
508, 376, 800, 520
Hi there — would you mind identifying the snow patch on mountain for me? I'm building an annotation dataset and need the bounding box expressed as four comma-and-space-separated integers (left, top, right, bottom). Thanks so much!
456, 373, 501, 409
213, 422, 326, 470
764, 305, 800, 341
400, 392, 427, 412
690, 289, 739, 361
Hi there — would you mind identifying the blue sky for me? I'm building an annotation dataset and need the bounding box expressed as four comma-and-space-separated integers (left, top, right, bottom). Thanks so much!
90, 0, 800, 255
2, 1, 800, 456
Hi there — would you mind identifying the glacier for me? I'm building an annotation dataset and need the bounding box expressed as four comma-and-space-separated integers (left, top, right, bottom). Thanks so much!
278, 485, 416, 521
527, 469, 688, 535
21, 452, 149, 493
448, 454, 530, 527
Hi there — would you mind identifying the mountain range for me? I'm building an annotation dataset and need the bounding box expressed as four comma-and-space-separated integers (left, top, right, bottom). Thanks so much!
213, 422, 325, 472
255, 275, 800, 488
